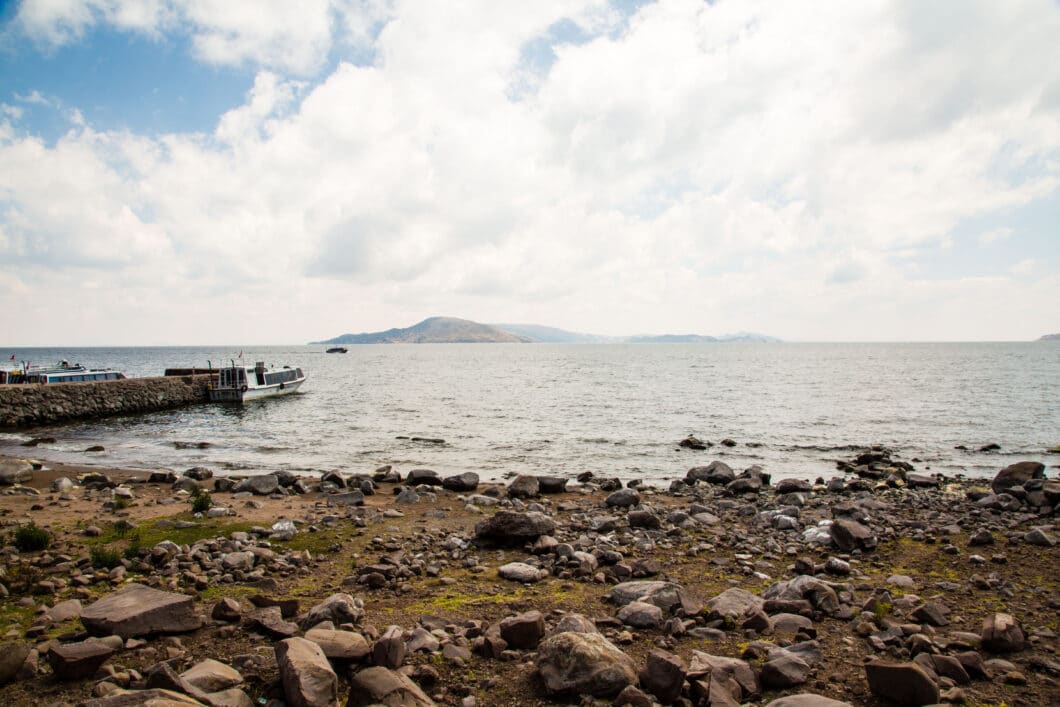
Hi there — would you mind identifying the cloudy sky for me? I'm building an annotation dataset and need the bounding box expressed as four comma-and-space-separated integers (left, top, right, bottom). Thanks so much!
1, 0, 1058, 344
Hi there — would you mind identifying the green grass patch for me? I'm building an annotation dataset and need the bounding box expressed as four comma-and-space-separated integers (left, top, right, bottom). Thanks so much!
198, 584, 258, 603
89, 545, 123, 569
13, 523, 50, 552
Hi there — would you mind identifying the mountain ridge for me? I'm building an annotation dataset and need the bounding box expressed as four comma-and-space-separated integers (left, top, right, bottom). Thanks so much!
313, 317, 781, 344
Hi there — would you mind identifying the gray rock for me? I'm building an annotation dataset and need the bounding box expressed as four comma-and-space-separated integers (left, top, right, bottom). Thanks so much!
44, 598, 83, 623
705, 588, 764, 623
276, 637, 338, 707
372, 625, 406, 669
686, 461, 734, 485
0, 459, 32, 485
79, 689, 204, 706
687, 651, 759, 699
605, 488, 640, 507
760, 653, 811, 688
609, 581, 697, 614
536, 631, 637, 697
302, 593, 364, 629
507, 474, 540, 498
550, 613, 599, 636
538, 476, 568, 494
1024, 528, 1056, 546
233, 474, 280, 496
499, 610, 546, 649
991, 461, 1045, 494
212, 598, 242, 622
181, 658, 243, 693
864, 660, 939, 705
764, 695, 853, 707
80, 583, 203, 638
305, 628, 369, 661
775, 478, 812, 494
830, 518, 876, 552
326, 491, 365, 506
497, 562, 544, 583
250, 606, 299, 638
348, 666, 436, 706
474, 511, 556, 545
982, 613, 1025, 653
639, 648, 686, 704
0, 642, 30, 686
47, 639, 115, 680
617, 601, 664, 629
406, 469, 441, 486
441, 472, 479, 492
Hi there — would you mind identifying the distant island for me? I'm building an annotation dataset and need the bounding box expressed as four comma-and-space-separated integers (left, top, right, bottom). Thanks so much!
1039, 334, 1060, 341
312, 316, 780, 345
312, 317, 529, 344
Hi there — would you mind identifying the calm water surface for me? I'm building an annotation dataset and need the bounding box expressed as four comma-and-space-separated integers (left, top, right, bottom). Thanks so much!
1, 343, 1057, 482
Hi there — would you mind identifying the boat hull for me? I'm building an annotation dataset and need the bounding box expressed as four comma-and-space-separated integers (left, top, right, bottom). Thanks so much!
208, 378, 304, 403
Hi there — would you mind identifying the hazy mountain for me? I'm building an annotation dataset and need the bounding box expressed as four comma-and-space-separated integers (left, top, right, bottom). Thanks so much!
314, 318, 781, 344
313, 317, 531, 344
1039, 333, 1060, 341
490, 323, 622, 343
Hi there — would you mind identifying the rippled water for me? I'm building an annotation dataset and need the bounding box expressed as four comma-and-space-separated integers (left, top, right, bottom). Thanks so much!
1, 343, 1057, 482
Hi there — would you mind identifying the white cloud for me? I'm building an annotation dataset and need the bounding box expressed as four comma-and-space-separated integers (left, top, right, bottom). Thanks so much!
2, 0, 1059, 343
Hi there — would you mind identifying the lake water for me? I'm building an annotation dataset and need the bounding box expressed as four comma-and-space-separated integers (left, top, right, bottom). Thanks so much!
1, 343, 1057, 483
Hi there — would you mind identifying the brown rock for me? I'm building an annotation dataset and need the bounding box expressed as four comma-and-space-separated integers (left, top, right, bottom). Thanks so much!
982, 613, 1025, 653
638, 648, 686, 703
499, 610, 546, 649
275, 637, 339, 707
47, 639, 116, 681
81, 584, 203, 639
536, 631, 637, 698
864, 660, 939, 705
347, 666, 436, 706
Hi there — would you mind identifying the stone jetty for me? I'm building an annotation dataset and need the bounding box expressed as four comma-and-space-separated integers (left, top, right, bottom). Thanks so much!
0, 374, 213, 428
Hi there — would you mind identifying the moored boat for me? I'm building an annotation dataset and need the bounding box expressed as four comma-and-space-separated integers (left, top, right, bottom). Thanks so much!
326, 346, 348, 353
2, 360, 126, 385
208, 360, 305, 403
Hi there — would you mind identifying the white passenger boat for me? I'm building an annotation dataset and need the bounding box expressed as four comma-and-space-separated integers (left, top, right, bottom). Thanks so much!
1, 360, 126, 385
208, 361, 305, 403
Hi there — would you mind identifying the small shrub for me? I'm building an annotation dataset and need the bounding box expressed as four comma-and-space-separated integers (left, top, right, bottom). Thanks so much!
90, 545, 123, 569
191, 490, 212, 514
112, 497, 130, 511
111, 520, 134, 538
123, 535, 143, 561
13, 523, 50, 552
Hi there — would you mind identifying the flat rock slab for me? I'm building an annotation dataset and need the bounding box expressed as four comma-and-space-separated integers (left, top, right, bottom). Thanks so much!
864, 660, 939, 705
348, 666, 437, 706
304, 628, 370, 661
79, 688, 206, 706
81, 584, 203, 638
48, 639, 115, 681
764, 695, 853, 707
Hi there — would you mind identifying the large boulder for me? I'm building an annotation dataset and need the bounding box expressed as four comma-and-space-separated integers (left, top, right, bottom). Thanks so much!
536, 631, 637, 698
276, 637, 338, 707
830, 518, 876, 552
507, 474, 540, 498
304, 628, 370, 661
406, 469, 441, 486
499, 611, 546, 649
991, 461, 1045, 494
705, 588, 764, 623
80, 584, 203, 638
982, 612, 1026, 653
181, 658, 243, 693
605, 488, 641, 507
764, 696, 853, 707
441, 472, 479, 492
348, 666, 436, 706
233, 474, 280, 496
302, 593, 364, 629
0, 642, 30, 686
688, 652, 759, 700
686, 461, 734, 485
474, 511, 555, 545
47, 639, 115, 680
0, 459, 33, 485
639, 649, 686, 704
864, 660, 939, 705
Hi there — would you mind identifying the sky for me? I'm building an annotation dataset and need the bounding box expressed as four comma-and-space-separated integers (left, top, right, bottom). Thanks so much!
1, 0, 1058, 345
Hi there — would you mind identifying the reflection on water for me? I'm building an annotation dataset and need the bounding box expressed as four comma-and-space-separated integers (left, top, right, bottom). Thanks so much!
0, 343, 1057, 482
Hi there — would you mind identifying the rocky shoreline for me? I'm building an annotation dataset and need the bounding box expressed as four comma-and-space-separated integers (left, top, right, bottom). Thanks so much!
0, 448, 1056, 706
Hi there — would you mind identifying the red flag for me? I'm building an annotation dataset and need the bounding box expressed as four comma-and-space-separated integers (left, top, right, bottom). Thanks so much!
8, 355, 13, 361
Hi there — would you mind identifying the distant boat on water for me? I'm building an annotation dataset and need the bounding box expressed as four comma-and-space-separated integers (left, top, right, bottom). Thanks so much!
208, 360, 305, 403
326, 346, 348, 353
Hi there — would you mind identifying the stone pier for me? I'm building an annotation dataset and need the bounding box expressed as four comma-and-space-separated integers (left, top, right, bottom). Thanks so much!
0, 375, 213, 428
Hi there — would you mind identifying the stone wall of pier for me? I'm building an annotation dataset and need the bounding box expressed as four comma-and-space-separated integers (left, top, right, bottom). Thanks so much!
0, 374, 213, 428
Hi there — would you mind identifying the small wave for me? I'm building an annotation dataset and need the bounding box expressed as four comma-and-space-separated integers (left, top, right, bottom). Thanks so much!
256, 446, 291, 453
